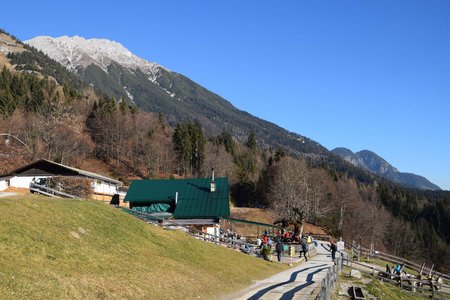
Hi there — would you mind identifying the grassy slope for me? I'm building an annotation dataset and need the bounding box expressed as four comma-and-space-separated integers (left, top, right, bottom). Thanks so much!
0, 195, 288, 299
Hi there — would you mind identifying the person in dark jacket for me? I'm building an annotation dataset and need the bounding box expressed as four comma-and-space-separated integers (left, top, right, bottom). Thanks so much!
330, 240, 337, 262
276, 241, 283, 262
299, 239, 308, 261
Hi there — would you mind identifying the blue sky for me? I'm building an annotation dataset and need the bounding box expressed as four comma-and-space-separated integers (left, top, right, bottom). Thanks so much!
2, 1, 450, 190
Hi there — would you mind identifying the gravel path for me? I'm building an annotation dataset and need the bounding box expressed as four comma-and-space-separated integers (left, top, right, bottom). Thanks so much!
226, 241, 335, 299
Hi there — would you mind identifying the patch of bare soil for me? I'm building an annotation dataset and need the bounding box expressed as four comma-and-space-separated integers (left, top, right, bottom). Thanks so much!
302, 222, 328, 235
4, 187, 29, 194
229, 207, 329, 237
231, 207, 275, 224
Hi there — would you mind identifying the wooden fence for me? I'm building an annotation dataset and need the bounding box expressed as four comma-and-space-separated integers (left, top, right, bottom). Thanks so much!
29, 183, 75, 198
344, 240, 450, 284
315, 255, 343, 300
343, 259, 450, 299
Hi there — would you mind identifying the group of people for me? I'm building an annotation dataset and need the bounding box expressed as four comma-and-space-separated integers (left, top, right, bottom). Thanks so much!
220, 228, 242, 244
256, 233, 274, 261
251, 228, 343, 264
271, 234, 341, 264
272, 234, 315, 262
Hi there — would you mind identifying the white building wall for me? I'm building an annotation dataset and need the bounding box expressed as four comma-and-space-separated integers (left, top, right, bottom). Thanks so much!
2, 176, 118, 196
0, 180, 9, 191
206, 225, 221, 241
92, 180, 118, 196
10, 176, 49, 189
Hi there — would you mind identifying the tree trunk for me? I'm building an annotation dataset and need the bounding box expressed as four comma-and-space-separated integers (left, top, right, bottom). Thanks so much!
338, 200, 345, 231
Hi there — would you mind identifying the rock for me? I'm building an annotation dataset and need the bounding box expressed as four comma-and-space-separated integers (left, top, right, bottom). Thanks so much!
350, 269, 362, 279
70, 231, 80, 239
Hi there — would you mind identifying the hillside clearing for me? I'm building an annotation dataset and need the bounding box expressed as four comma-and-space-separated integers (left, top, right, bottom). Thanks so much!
230, 207, 328, 237
0, 195, 288, 299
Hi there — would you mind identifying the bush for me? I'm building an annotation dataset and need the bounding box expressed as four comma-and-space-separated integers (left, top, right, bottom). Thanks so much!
260, 244, 272, 261
46, 176, 93, 198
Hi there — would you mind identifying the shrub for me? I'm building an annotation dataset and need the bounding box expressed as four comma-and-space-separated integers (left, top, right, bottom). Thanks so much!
46, 176, 93, 198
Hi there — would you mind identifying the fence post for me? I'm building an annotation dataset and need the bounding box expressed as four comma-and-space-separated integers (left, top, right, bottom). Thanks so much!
431, 282, 434, 299
357, 245, 360, 262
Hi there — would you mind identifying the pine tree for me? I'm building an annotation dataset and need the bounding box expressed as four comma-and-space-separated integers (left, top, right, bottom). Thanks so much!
247, 131, 257, 152
173, 122, 192, 175
190, 121, 205, 175
173, 121, 205, 176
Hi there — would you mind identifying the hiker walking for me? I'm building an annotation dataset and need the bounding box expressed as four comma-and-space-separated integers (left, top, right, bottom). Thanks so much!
299, 238, 308, 261
276, 241, 283, 262
330, 240, 337, 262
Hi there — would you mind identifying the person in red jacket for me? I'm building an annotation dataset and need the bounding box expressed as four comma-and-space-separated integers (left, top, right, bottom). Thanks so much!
284, 231, 291, 240
262, 234, 268, 245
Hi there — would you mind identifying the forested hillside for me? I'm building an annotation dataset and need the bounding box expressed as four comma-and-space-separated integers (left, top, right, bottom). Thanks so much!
26, 35, 329, 158
1, 29, 449, 272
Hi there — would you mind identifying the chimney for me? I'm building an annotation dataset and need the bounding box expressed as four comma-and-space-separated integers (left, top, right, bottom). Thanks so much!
210, 168, 216, 192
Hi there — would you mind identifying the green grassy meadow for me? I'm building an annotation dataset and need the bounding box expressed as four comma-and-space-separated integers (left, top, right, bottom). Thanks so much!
0, 195, 288, 299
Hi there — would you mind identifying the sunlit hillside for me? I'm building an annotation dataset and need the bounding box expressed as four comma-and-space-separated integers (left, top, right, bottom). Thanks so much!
0, 195, 287, 299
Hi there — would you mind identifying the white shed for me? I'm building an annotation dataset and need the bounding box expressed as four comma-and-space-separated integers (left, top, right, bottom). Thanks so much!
0, 159, 122, 198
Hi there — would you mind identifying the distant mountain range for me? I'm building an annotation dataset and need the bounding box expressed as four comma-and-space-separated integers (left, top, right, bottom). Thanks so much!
331, 147, 441, 190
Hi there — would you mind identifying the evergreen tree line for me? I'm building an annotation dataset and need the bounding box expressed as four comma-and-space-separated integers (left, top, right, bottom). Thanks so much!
0, 66, 73, 115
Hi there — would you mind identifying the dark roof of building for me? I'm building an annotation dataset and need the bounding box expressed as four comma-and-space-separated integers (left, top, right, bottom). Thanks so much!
124, 177, 230, 219
0, 159, 121, 185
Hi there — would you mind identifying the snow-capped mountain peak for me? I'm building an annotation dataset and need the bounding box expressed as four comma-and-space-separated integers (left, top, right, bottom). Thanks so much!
25, 35, 163, 81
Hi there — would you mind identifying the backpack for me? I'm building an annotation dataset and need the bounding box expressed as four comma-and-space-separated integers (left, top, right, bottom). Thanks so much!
331, 243, 337, 251
301, 240, 308, 251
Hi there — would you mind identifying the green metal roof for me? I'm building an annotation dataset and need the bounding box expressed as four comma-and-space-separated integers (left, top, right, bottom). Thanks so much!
124, 177, 230, 219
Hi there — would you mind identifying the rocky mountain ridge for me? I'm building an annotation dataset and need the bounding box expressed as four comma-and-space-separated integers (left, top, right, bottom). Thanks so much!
26, 36, 162, 80
332, 147, 441, 190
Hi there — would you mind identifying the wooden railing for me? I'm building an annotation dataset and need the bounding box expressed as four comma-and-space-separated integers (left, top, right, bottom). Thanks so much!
343, 240, 450, 284
29, 183, 75, 198
343, 258, 450, 299
315, 255, 343, 300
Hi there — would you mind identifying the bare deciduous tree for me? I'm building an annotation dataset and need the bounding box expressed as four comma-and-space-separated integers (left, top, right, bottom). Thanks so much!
308, 168, 333, 224
203, 142, 236, 181
269, 157, 321, 234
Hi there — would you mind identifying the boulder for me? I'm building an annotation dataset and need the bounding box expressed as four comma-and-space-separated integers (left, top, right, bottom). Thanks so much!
350, 269, 362, 279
